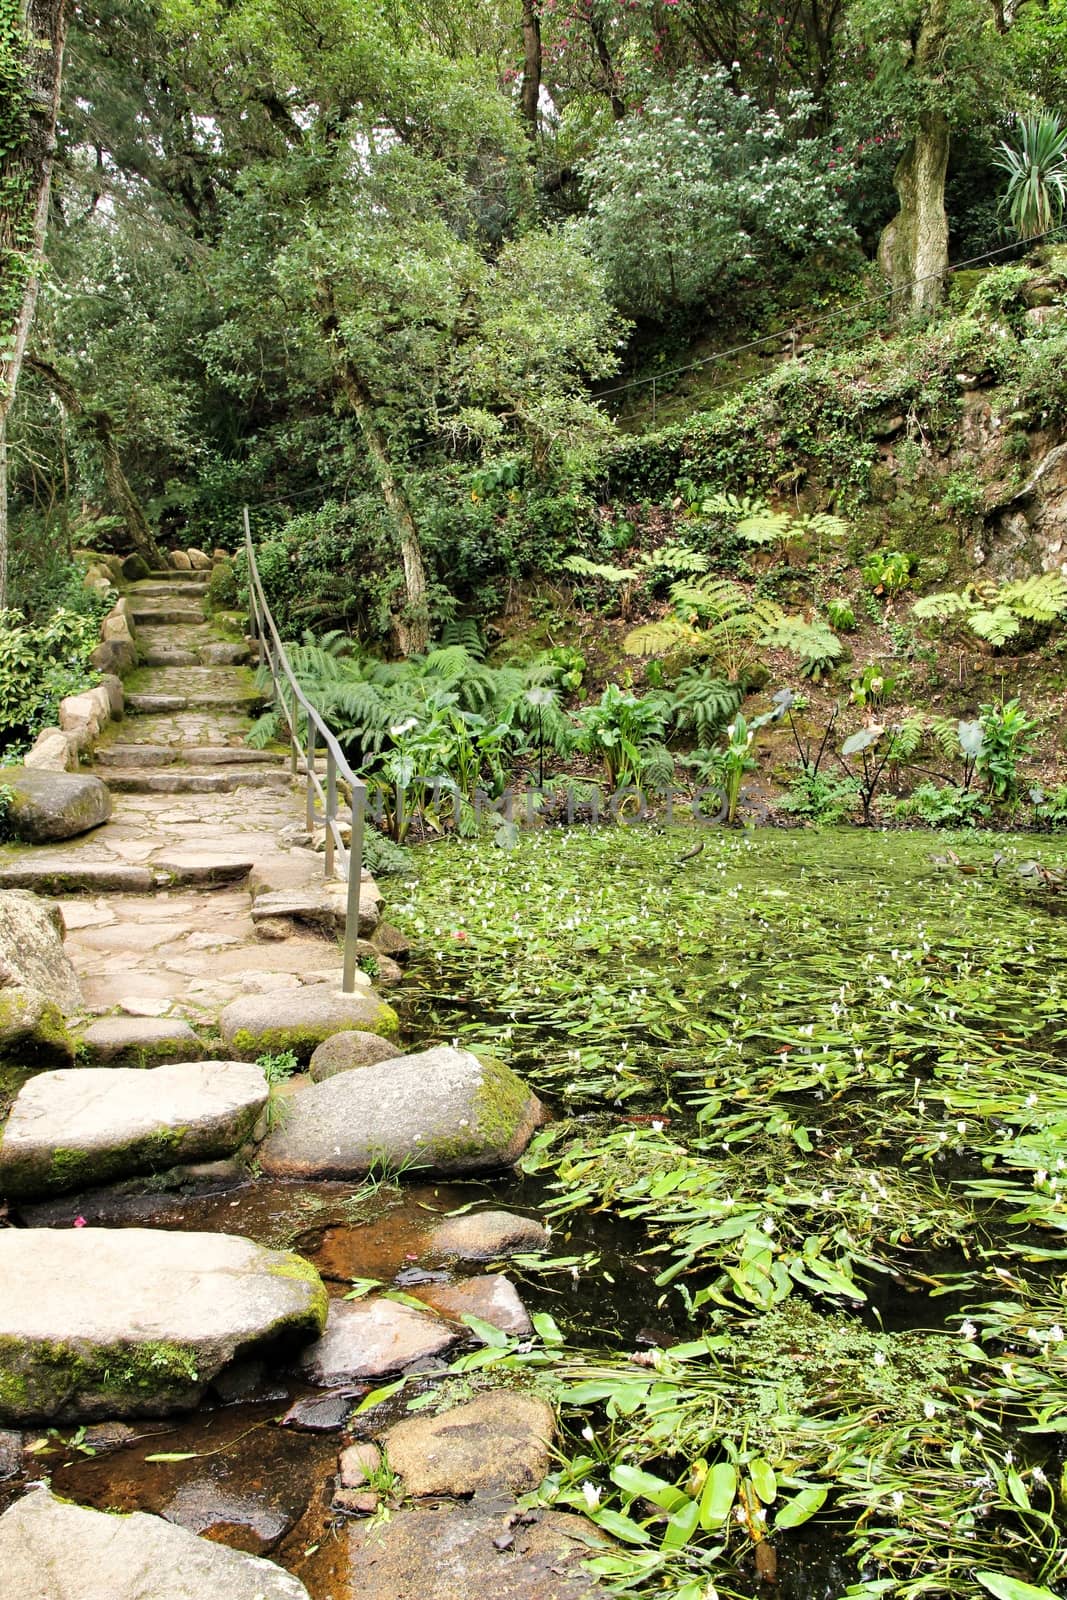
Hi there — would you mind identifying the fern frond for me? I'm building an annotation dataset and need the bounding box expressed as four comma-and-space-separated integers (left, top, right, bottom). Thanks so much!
800, 512, 850, 543
640, 742, 677, 788
645, 544, 710, 574
440, 618, 486, 659
245, 710, 283, 749
912, 590, 973, 621
668, 670, 743, 740
999, 572, 1067, 622
926, 715, 960, 760
887, 715, 926, 762
736, 509, 793, 546
763, 615, 843, 678
968, 606, 1020, 647
624, 618, 706, 657
563, 554, 636, 583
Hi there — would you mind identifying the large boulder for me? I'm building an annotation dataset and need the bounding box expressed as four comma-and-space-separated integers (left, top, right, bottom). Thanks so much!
0, 1061, 269, 1199
258, 1046, 546, 1180
5, 768, 111, 842
0, 1489, 310, 1600
23, 729, 78, 773
382, 1392, 556, 1497
218, 988, 399, 1063
0, 1228, 326, 1423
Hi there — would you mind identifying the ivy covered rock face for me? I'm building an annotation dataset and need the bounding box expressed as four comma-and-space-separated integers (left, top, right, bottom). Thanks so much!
258, 1045, 547, 1180
0, 1228, 327, 1424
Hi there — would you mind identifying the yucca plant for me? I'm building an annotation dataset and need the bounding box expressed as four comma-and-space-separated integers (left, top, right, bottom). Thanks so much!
994, 112, 1067, 241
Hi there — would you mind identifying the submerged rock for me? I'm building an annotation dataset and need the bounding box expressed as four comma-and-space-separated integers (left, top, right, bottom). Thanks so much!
259, 1046, 546, 1179
414, 1275, 533, 1339
0, 1228, 326, 1424
382, 1392, 556, 1498
299, 1298, 459, 1385
426, 1210, 550, 1262
0, 1062, 268, 1199
0, 1488, 310, 1599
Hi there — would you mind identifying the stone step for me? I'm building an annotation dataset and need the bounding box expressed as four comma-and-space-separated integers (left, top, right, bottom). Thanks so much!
95, 744, 284, 768
146, 568, 210, 583
141, 642, 250, 666
142, 646, 199, 666
0, 855, 253, 894
0, 1060, 270, 1200
0, 1227, 326, 1422
104, 767, 291, 794
129, 581, 212, 599
125, 691, 266, 714
129, 606, 206, 626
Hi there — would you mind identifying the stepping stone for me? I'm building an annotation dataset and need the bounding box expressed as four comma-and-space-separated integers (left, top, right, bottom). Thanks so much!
427, 1210, 550, 1262
219, 988, 399, 1063
199, 641, 250, 665
0, 861, 156, 895
95, 744, 180, 767
298, 1299, 459, 1385
301, 1504, 605, 1600
308, 1030, 401, 1082
382, 1392, 555, 1497
0, 1061, 269, 1198
5, 769, 111, 842
75, 1015, 205, 1066
413, 1275, 533, 1339
0, 1228, 326, 1422
258, 1047, 546, 1180
130, 581, 212, 599
0, 1489, 311, 1600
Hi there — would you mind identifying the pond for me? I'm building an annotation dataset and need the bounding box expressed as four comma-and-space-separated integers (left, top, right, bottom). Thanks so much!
10, 825, 1067, 1600
387, 824, 1067, 1600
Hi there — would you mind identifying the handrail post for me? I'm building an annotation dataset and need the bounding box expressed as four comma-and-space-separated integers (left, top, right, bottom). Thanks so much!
342, 787, 365, 994
325, 750, 336, 878
306, 723, 317, 834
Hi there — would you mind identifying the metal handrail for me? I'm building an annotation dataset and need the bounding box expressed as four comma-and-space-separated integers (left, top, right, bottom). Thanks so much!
242, 506, 367, 993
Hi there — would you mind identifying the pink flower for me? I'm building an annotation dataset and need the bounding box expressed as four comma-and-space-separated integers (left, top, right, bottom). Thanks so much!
73, 1216, 87, 1228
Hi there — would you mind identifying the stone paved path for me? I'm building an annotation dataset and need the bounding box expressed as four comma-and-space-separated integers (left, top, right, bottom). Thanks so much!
0, 569, 370, 1026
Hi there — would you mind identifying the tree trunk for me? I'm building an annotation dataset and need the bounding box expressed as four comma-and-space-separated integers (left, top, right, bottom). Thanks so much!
876, 0, 951, 319
589, 11, 626, 120
519, 0, 541, 140
92, 411, 165, 568
335, 361, 430, 657
0, 0, 68, 607
25, 356, 165, 567
877, 108, 950, 318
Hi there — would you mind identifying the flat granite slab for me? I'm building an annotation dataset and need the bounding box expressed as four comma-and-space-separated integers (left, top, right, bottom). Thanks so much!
0, 1061, 267, 1198
0, 1228, 326, 1423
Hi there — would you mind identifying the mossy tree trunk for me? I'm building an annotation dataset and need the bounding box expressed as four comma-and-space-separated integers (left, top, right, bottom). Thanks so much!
0, 0, 68, 608
519, 0, 541, 139
876, 0, 951, 319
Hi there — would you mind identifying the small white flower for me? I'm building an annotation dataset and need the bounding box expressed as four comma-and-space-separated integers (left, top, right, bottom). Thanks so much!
581, 1425, 595, 1442
581, 1482, 601, 1510
923, 1401, 937, 1420
873, 1350, 887, 1368
891, 1490, 905, 1510
960, 1320, 977, 1341
1049, 1324, 1064, 1344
